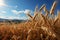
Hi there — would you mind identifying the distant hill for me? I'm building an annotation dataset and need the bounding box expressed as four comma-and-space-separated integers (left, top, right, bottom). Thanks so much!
0, 18, 27, 23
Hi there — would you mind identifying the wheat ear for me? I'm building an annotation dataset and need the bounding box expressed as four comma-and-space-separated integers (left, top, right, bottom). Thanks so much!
33, 5, 38, 20
40, 13, 51, 27
50, 1, 57, 15
34, 5, 38, 12
53, 17, 59, 25
27, 13, 33, 19
33, 12, 38, 20
53, 10, 59, 25
57, 10, 60, 18
43, 6, 49, 17
39, 4, 45, 11
40, 13, 47, 24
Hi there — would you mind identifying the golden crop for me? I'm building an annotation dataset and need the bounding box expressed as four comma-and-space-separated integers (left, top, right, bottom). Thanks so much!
0, 1, 60, 40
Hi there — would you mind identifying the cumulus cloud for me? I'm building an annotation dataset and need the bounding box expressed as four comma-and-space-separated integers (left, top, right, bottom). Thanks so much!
0, 16, 28, 20
0, 16, 19, 19
0, 11, 6, 14
0, 16, 6, 18
0, 0, 7, 7
12, 10, 18, 14
24, 9, 30, 14
12, 10, 24, 14
12, 9, 31, 14
6, 16, 20, 19
0, 0, 18, 9
7, 16, 28, 20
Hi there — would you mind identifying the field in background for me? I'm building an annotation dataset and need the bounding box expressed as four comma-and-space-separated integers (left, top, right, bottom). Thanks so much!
0, 1, 60, 40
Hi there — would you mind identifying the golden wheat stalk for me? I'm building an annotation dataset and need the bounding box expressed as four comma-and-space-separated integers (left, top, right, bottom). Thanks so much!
57, 10, 60, 18
33, 5, 39, 20
45, 36, 49, 40
52, 10, 60, 25
50, 1, 57, 15
35, 5, 38, 12
26, 13, 33, 20
12, 35, 18, 40
43, 6, 49, 17
40, 34, 43, 40
40, 13, 47, 25
53, 16, 59, 25
40, 13, 52, 29
39, 4, 45, 11
26, 10, 38, 21
33, 13, 38, 20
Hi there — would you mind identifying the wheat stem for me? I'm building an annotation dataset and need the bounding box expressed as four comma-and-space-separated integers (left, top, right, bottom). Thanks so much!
50, 1, 57, 15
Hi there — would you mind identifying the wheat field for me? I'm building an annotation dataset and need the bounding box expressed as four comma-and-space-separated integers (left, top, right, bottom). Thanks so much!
0, 1, 60, 40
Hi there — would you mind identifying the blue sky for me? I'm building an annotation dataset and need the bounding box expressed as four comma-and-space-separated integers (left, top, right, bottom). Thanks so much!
0, 0, 60, 20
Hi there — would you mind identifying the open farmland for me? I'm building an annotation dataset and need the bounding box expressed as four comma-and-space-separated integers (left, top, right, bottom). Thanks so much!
0, 1, 60, 40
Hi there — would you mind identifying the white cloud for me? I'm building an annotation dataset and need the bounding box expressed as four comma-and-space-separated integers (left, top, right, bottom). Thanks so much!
0, 16, 28, 20
0, 16, 6, 18
18, 11, 24, 13
0, 0, 7, 7
0, 16, 19, 19
12, 9, 31, 14
7, 16, 20, 19
24, 9, 30, 14
0, 0, 16, 8
1, 11, 6, 14
0, 11, 6, 14
12, 10, 18, 14
12, 10, 24, 14
19, 16, 28, 20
